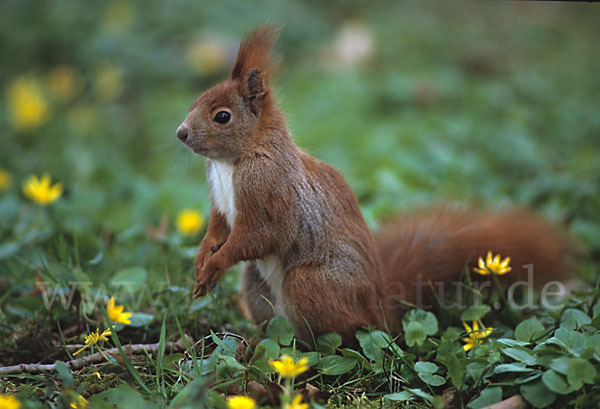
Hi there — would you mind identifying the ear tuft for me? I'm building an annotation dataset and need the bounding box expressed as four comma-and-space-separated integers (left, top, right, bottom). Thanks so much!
230, 25, 280, 84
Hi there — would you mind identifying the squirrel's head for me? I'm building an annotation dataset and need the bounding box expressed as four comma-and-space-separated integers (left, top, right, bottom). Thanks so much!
177, 26, 280, 161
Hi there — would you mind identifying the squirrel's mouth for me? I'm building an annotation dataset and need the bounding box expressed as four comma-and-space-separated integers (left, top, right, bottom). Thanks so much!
192, 146, 210, 156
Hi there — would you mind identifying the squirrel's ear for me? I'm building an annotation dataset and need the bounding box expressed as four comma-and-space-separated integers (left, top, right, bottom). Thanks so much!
242, 68, 265, 116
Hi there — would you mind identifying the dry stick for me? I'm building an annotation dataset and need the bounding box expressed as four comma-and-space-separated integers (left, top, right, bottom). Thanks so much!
0, 337, 189, 376
483, 395, 527, 409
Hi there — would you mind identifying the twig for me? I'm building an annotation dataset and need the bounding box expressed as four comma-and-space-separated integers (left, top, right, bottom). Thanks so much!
483, 395, 526, 409
0, 337, 189, 376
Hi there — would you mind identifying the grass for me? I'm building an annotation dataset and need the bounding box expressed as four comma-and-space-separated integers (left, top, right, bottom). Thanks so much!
1, 1, 600, 408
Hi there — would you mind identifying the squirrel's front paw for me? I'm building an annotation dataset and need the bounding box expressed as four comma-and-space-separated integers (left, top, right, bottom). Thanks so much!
194, 249, 210, 272
193, 260, 221, 298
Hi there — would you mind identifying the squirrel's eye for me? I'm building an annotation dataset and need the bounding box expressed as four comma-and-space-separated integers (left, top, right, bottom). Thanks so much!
213, 111, 231, 124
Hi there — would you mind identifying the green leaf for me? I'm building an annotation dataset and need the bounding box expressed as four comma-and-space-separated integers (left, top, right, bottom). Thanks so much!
403, 309, 438, 336
208, 390, 229, 409
566, 358, 596, 388
255, 338, 280, 360
355, 330, 400, 361
591, 314, 600, 330
128, 312, 155, 327
217, 354, 246, 372
300, 351, 320, 367
356, 330, 381, 361
413, 362, 446, 387
466, 362, 488, 385
461, 304, 491, 321
437, 344, 464, 389
266, 316, 294, 346
54, 361, 74, 388
501, 347, 536, 365
548, 328, 587, 355
318, 355, 357, 375
593, 300, 600, 319
406, 388, 435, 403
404, 321, 427, 347
110, 267, 147, 291
415, 361, 438, 374
542, 370, 575, 395
549, 357, 570, 375
494, 363, 534, 374
419, 373, 446, 386
156, 315, 167, 393
496, 338, 530, 347
317, 332, 342, 355
521, 380, 557, 408
514, 372, 543, 384
163, 353, 184, 368
341, 348, 369, 365
95, 384, 158, 408
210, 330, 237, 355
514, 318, 545, 342
168, 378, 208, 408
467, 386, 502, 409
384, 391, 413, 401
560, 308, 591, 330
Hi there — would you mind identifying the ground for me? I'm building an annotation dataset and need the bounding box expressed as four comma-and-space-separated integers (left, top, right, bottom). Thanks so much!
1, 1, 599, 408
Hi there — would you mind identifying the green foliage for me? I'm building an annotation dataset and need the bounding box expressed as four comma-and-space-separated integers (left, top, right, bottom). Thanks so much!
402, 309, 438, 347
1, 1, 599, 408
514, 318, 546, 342
467, 387, 502, 409
460, 304, 491, 321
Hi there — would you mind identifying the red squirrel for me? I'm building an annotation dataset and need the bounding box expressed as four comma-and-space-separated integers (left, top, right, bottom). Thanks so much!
176, 26, 571, 343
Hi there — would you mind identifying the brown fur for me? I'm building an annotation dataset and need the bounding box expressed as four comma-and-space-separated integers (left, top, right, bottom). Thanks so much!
178, 27, 574, 344
230, 26, 279, 83
375, 205, 572, 332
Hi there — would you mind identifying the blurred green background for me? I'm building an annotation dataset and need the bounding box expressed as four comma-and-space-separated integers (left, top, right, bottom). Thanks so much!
1, 0, 599, 290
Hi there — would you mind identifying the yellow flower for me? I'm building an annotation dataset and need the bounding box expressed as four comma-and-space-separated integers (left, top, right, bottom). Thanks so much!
462, 321, 493, 352
226, 395, 256, 409
285, 394, 308, 409
48, 65, 81, 101
107, 296, 132, 324
93, 371, 102, 379
0, 394, 21, 409
269, 355, 309, 378
473, 251, 511, 276
73, 328, 112, 356
6, 76, 48, 130
0, 169, 11, 191
70, 395, 88, 409
177, 209, 205, 235
22, 173, 63, 205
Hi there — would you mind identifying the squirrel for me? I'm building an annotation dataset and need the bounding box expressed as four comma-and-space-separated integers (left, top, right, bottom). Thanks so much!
176, 26, 572, 344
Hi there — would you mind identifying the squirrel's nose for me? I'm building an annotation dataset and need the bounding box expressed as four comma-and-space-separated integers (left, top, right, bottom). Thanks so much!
177, 125, 189, 142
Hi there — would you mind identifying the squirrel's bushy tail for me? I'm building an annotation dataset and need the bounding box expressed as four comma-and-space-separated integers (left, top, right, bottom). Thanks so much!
374, 205, 574, 312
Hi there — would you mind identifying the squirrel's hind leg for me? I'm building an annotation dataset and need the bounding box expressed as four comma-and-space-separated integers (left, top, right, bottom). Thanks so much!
282, 265, 381, 345
240, 262, 276, 326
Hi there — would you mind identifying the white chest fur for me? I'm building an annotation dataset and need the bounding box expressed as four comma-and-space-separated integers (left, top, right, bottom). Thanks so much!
208, 161, 286, 314
208, 160, 237, 227
255, 254, 285, 311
